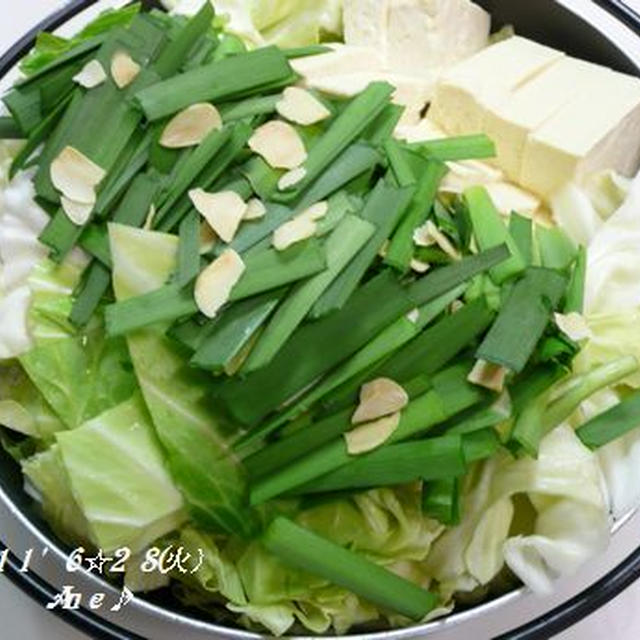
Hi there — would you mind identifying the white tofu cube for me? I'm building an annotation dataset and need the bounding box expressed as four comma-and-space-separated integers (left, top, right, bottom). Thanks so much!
386, 0, 490, 76
483, 57, 612, 181
521, 71, 640, 197
343, 0, 390, 54
429, 36, 564, 136
291, 44, 386, 79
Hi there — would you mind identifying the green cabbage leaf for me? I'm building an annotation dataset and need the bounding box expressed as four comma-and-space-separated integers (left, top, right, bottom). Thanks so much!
173, 487, 443, 635
425, 426, 608, 598
54, 393, 186, 553
108, 222, 256, 538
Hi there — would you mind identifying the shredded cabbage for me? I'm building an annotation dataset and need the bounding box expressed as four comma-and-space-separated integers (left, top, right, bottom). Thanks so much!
165, 0, 342, 47
0, 171, 48, 358
584, 173, 640, 314
426, 426, 608, 598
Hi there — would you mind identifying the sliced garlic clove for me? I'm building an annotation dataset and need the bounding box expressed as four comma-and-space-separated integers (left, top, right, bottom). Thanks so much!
199, 221, 217, 254
189, 188, 247, 243
414, 220, 461, 260
278, 166, 306, 190
111, 51, 141, 89
450, 300, 465, 313
344, 413, 401, 455
243, 198, 267, 220
276, 87, 331, 126
143, 204, 156, 231
72, 59, 106, 89
406, 308, 420, 324
413, 223, 437, 247
410, 258, 431, 273
194, 249, 245, 318
298, 201, 328, 223
160, 103, 223, 149
61, 197, 94, 226
50, 146, 106, 204
467, 359, 509, 393
352, 377, 409, 424
248, 120, 307, 170
491, 389, 512, 418
272, 217, 317, 251
554, 312, 593, 342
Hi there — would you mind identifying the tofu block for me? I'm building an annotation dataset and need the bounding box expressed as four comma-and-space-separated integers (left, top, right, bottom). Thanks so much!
343, 0, 390, 54
429, 36, 564, 136
520, 71, 640, 197
394, 116, 447, 143
291, 44, 386, 78
390, 76, 436, 125
301, 72, 436, 126
386, 0, 490, 76
483, 57, 612, 181
343, 0, 489, 77
293, 44, 435, 126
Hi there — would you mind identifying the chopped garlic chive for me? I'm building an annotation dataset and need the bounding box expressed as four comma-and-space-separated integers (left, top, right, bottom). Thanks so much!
476, 268, 568, 374
577, 391, 640, 450
467, 359, 508, 393
160, 103, 223, 149
344, 413, 401, 455
276, 87, 331, 126
189, 188, 247, 243
352, 378, 409, 424
194, 249, 245, 318
248, 120, 307, 169
50, 146, 105, 204
135, 45, 294, 121
111, 51, 141, 89
72, 59, 107, 89
262, 517, 438, 621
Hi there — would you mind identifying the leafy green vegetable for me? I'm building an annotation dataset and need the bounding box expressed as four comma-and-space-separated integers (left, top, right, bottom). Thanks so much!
56, 394, 186, 553
109, 223, 257, 537
422, 478, 461, 526
297, 435, 466, 494
19, 5, 140, 76
465, 186, 525, 284
22, 446, 91, 546
476, 268, 568, 373
262, 517, 438, 620
577, 391, 640, 449
511, 356, 639, 456
0, 362, 64, 441
246, 215, 375, 370
18, 254, 137, 431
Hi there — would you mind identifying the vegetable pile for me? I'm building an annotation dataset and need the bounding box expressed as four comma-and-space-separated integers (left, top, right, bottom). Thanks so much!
1, 2, 640, 635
